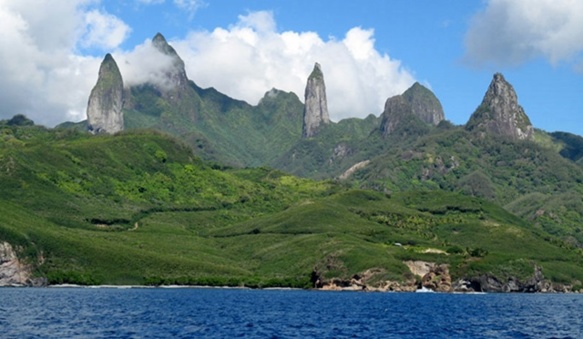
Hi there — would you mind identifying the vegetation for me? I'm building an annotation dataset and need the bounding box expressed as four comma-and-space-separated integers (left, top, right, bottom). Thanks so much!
1, 124, 583, 289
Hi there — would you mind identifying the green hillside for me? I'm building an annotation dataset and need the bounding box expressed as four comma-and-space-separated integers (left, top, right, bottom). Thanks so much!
1, 124, 582, 290
122, 83, 304, 167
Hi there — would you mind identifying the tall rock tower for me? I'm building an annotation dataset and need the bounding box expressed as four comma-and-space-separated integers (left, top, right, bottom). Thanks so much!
302, 63, 330, 138
86, 54, 124, 134
466, 73, 534, 141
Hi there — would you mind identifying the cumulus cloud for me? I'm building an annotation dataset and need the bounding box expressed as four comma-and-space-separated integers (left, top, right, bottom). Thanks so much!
81, 10, 131, 50
464, 0, 583, 67
0, 5, 414, 127
171, 11, 415, 120
0, 0, 129, 126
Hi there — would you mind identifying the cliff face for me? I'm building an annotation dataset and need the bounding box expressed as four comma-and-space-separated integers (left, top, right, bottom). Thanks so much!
0, 242, 45, 286
466, 73, 534, 141
302, 63, 330, 138
380, 82, 444, 136
86, 54, 124, 134
402, 82, 445, 126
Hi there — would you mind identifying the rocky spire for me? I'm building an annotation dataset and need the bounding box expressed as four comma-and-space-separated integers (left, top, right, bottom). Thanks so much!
380, 82, 444, 136
302, 62, 330, 138
151, 32, 189, 90
466, 73, 534, 141
86, 53, 124, 134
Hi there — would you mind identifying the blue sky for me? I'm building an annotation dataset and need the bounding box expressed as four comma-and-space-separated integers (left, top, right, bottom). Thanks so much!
1, 1, 582, 136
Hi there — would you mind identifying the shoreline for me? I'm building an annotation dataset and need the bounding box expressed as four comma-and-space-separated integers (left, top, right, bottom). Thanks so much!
0, 284, 575, 294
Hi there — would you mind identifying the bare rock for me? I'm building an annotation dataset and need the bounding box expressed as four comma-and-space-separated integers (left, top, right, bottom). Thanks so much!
87, 54, 124, 134
338, 160, 370, 180
466, 73, 534, 141
302, 63, 330, 138
0, 242, 31, 286
380, 82, 444, 136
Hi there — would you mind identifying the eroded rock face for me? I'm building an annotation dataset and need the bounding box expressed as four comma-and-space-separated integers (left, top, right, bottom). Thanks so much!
466, 73, 534, 141
404, 260, 452, 292
452, 265, 572, 293
403, 82, 445, 126
87, 54, 124, 134
380, 82, 444, 136
302, 63, 330, 138
0, 242, 35, 286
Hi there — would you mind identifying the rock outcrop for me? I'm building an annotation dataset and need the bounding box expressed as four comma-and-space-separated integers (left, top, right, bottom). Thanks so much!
0, 242, 46, 286
338, 160, 370, 180
380, 82, 444, 136
313, 268, 418, 292
87, 53, 124, 134
404, 260, 452, 292
302, 63, 330, 138
466, 73, 534, 141
455, 265, 571, 293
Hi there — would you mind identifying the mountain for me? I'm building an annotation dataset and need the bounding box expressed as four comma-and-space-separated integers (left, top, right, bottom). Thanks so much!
380, 82, 444, 137
466, 73, 534, 141
302, 63, 330, 138
1, 124, 582, 291
86, 54, 124, 134
46, 36, 583, 290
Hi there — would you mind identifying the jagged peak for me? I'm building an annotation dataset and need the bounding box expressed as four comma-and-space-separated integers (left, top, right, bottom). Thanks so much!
152, 32, 167, 44
103, 53, 115, 63
151, 32, 181, 60
309, 62, 324, 80
466, 73, 534, 141
96, 53, 122, 86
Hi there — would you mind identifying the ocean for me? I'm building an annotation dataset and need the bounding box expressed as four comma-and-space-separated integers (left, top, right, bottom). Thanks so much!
1, 287, 582, 338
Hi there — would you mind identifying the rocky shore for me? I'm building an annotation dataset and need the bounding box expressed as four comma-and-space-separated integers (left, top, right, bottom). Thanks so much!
314, 261, 576, 293
0, 242, 46, 287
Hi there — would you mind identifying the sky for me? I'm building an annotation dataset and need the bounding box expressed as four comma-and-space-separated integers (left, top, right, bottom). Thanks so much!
1, 0, 582, 136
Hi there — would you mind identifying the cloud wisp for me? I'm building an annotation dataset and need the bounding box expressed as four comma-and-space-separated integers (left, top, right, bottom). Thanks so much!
464, 0, 583, 69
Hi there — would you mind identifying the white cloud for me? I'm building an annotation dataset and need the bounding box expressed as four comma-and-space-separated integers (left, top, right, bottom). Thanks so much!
0, 0, 130, 126
0, 5, 415, 127
171, 11, 415, 120
464, 0, 583, 67
81, 10, 131, 50
114, 39, 182, 91
173, 0, 206, 18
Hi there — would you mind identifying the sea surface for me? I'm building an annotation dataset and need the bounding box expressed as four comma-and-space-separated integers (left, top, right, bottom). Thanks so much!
1, 287, 582, 338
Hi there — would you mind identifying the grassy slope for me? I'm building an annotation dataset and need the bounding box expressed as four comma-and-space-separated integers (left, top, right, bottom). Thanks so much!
1, 125, 582, 288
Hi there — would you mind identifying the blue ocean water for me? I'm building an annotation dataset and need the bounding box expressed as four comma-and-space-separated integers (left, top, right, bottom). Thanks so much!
1, 287, 582, 338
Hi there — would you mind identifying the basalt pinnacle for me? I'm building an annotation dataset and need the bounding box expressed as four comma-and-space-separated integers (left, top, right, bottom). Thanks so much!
466, 73, 534, 141
302, 63, 330, 138
380, 82, 444, 136
151, 32, 189, 90
86, 53, 124, 134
